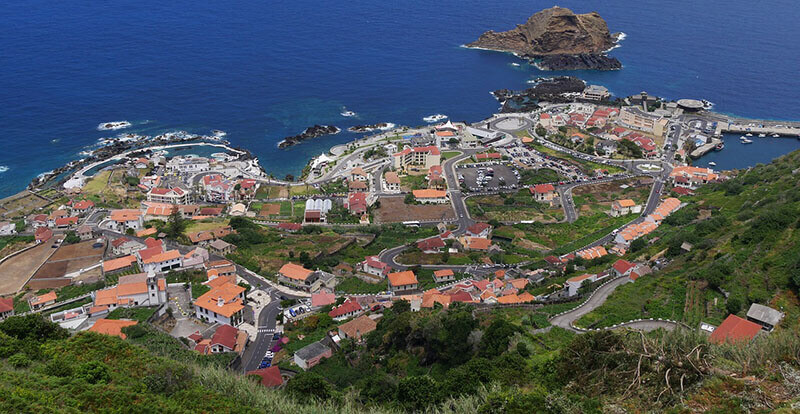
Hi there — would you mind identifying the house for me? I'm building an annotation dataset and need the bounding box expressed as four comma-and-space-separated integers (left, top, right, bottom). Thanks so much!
27, 214, 48, 228
229, 203, 247, 216
388, 270, 418, 293
277, 223, 302, 233
147, 187, 191, 205
111, 237, 145, 256
35, 227, 53, 244
348, 180, 368, 193
338, 315, 377, 341
247, 366, 284, 388
0, 297, 14, 321
349, 167, 368, 182
197, 207, 224, 217
417, 236, 445, 253
54, 216, 79, 229
670, 166, 719, 190
72, 200, 95, 214
360, 256, 390, 277
88, 319, 138, 339
93, 272, 168, 310
466, 126, 503, 144
76, 225, 93, 241
458, 236, 493, 252
310, 292, 336, 308
328, 299, 363, 321
0, 222, 16, 236
304, 209, 326, 224
530, 184, 557, 203
344, 192, 368, 215
615, 221, 658, 244
144, 204, 198, 221
576, 245, 608, 260
383, 171, 401, 192
610, 199, 641, 217
141, 250, 182, 274
412, 189, 448, 204
29, 291, 57, 310
294, 341, 332, 371
427, 165, 445, 190
746, 303, 785, 332
194, 280, 246, 326
106, 209, 144, 232
183, 247, 209, 268
466, 222, 492, 239
136, 228, 157, 238
187, 226, 233, 245
709, 314, 763, 344
102, 255, 138, 273
209, 239, 235, 256
201, 174, 233, 202
433, 269, 455, 283
47, 209, 68, 227
611, 259, 636, 277
207, 324, 247, 354
393, 146, 441, 172
566, 274, 597, 296
277, 263, 334, 293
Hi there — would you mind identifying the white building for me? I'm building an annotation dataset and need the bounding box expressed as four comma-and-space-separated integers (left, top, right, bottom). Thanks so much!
581, 85, 610, 101
383, 171, 401, 193
0, 222, 16, 236
111, 237, 146, 256
166, 156, 210, 173
106, 209, 144, 232
147, 187, 191, 204
194, 280, 246, 326
393, 146, 441, 172
93, 271, 168, 311
141, 250, 182, 274
618, 107, 662, 132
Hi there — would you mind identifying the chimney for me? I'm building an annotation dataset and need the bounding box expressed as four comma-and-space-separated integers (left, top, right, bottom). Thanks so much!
217, 297, 224, 307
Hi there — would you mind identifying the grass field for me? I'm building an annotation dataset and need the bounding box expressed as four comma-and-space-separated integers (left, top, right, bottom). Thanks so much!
467, 190, 564, 223
185, 218, 230, 233
440, 151, 462, 160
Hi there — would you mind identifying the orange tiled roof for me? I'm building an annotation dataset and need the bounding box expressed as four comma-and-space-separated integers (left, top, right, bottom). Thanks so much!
89, 319, 138, 339
142, 249, 180, 264
279, 263, 313, 281
388, 271, 418, 287
412, 189, 447, 199
102, 255, 137, 272
193, 281, 246, 317
30, 291, 57, 305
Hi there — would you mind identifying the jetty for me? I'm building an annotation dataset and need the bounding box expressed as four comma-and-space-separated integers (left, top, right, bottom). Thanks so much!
714, 120, 800, 137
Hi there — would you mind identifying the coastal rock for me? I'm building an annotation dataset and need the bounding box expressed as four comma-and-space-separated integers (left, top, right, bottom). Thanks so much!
537, 54, 621, 71
467, 6, 621, 71
278, 125, 340, 149
492, 76, 586, 113
348, 123, 391, 133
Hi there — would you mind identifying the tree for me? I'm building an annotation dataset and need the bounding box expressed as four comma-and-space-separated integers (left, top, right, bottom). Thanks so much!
285, 372, 336, 400
629, 238, 647, 252
166, 206, 186, 238
76, 360, 111, 384
397, 376, 439, 411
479, 319, 519, 356
63, 231, 80, 245
284, 174, 295, 182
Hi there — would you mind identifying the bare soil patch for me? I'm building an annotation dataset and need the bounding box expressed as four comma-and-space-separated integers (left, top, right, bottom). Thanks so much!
374, 196, 455, 223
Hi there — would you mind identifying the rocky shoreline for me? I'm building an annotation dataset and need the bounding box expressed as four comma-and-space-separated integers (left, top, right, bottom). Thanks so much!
536, 54, 621, 71
278, 125, 340, 149
492, 76, 586, 113
348, 123, 393, 133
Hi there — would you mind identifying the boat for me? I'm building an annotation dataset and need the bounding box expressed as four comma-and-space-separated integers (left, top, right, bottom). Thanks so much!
758, 133, 766, 137
741, 138, 753, 144
423, 114, 448, 123
340, 109, 356, 117
746, 133, 753, 137
714, 143, 724, 151
708, 161, 717, 166
772, 133, 780, 137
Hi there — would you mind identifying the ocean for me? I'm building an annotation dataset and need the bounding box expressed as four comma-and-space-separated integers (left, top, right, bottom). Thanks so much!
1, 0, 798, 198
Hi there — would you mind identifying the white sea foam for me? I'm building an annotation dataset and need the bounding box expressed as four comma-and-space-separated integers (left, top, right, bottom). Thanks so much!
379, 123, 396, 131
0, 166, 8, 173
604, 32, 627, 52
340, 108, 357, 117
510, 62, 520, 67
423, 114, 448, 123
97, 121, 131, 131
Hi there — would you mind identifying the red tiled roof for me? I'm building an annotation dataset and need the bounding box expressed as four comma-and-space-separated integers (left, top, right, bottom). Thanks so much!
709, 314, 762, 344
612, 259, 635, 275
466, 222, 490, 235
328, 300, 362, 318
417, 236, 445, 251
531, 184, 555, 194
210, 324, 239, 350
0, 297, 13, 313
247, 366, 283, 388
277, 223, 302, 231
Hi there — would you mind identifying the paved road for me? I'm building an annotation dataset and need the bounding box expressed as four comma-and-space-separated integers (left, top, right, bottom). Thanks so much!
549, 276, 682, 333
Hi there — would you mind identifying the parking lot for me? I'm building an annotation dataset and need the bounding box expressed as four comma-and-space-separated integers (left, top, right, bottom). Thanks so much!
457, 163, 520, 192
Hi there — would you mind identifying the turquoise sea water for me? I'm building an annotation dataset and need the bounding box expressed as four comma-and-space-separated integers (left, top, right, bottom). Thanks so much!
1, 0, 798, 197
